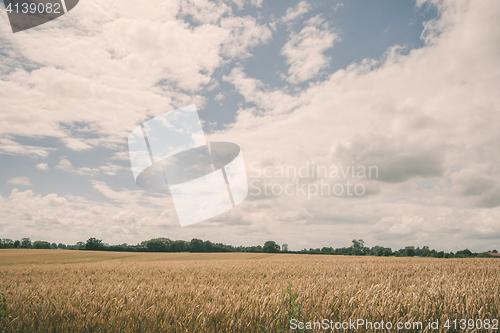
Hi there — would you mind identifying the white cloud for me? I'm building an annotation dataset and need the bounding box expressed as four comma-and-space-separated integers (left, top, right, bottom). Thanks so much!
333, 3, 344, 13
61, 137, 92, 151
55, 158, 127, 177
281, 1, 311, 23
7, 176, 32, 187
112, 210, 139, 225
223, 66, 299, 117
249, 0, 263, 8
90, 180, 166, 208
180, 0, 230, 24
36, 163, 49, 171
227, 0, 263, 10
220, 16, 272, 59
61, 164, 128, 177
214, 92, 225, 101
112, 151, 131, 161
56, 158, 73, 171
89, 206, 104, 215
281, 15, 339, 84
0, 138, 54, 158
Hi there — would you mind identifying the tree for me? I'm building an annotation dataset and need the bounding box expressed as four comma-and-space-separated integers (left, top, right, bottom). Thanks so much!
433, 251, 444, 258
383, 247, 393, 256
51, 243, 57, 249
0, 239, 13, 249
372, 246, 384, 256
203, 240, 213, 252
86, 238, 104, 250
33, 241, 52, 249
282, 243, 289, 252
263, 241, 280, 253
321, 247, 333, 254
13, 240, 20, 248
75, 241, 85, 249
405, 246, 415, 257
58, 243, 66, 249
351, 239, 364, 255
456, 249, 472, 256
21, 238, 32, 249
170, 240, 190, 252
146, 238, 171, 252
248, 245, 263, 253
190, 238, 204, 252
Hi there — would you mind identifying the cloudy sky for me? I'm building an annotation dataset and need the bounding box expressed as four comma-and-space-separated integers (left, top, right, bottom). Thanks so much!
0, 0, 499, 252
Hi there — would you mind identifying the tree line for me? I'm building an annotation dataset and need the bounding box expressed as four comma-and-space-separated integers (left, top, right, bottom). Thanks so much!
0, 237, 497, 258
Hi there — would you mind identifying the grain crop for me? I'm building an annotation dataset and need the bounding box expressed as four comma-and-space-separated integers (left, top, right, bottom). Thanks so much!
0, 250, 498, 332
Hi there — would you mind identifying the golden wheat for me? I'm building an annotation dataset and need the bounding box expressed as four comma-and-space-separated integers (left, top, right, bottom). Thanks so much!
0, 251, 498, 332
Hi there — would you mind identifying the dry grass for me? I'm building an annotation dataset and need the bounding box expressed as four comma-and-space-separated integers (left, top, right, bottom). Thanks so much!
0, 250, 499, 332
0, 249, 271, 266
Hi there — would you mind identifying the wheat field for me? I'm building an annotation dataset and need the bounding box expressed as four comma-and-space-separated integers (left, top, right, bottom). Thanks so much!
0, 250, 499, 332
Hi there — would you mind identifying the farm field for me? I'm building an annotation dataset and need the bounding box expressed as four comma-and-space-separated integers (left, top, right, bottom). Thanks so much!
0, 249, 272, 266
0, 250, 499, 332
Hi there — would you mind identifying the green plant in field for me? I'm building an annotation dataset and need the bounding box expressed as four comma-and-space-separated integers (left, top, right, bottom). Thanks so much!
0, 292, 11, 318
275, 282, 304, 333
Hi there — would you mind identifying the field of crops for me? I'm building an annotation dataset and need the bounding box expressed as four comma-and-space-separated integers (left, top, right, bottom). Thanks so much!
0, 250, 499, 332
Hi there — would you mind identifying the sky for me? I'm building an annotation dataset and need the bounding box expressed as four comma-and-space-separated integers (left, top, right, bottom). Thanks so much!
0, 0, 499, 252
